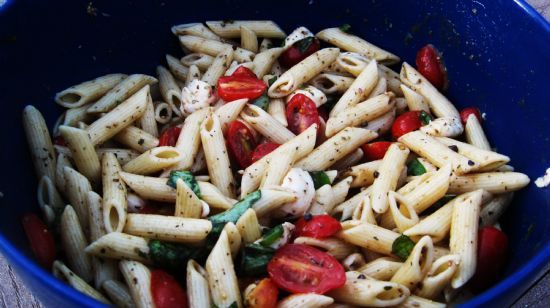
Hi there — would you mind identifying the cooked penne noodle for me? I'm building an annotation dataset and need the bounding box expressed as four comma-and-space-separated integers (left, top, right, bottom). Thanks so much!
63, 166, 92, 231
370, 143, 409, 213
342, 252, 367, 271
336, 52, 402, 94
55, 74, 127, 108
23, 105, 57, 181
330, 177, 353, 210
399, 164, 452, 213
58, 125, 101, 185
114, 125, 159, 153
124, 214, 211, 243
252, 187, 297, 217
235, 208, 262, 244
436, 137, 509, 171
241, 104, 295, 144
97, 148, 140, 165
157, 65, 183, 116
277, 294, 334, 308
403, 196, 455, 242
397, 295, 446, 308
102, 280, 135, 308
465, 114, 491, 151
311, 73, 355, 94
308, 184, 335, 215
221, 222, 242, 259
119, 260, 154, 308
365, 108, 395, 135
63, 103, 95, 126
122, 146, 182, 175
55, 153, 72, 193
206, 20, 285, 38
295, 127, 377, 171
479, 193, 514, 227
252, 47, 284, 78
60, 206, 93, 283
268, 48, 340, 98
259, 38, 273, 52
332, 186, 372, 220
267, 98, 287, 126
172, 22, 223, 40
449, 172, 530, 194
240, 26, 259, 52
358, 257, 403, 281
85, 232, 150, 263
181, 53, 215, 71
206, 231, 242, 308
215, 98, 248, 133
102, 153, 128, 233
260, 147, 296, 187
416, 254, 461, 299
337, 221, 399, 255
139, 94, 159, 137
294, 237, 356, 260
391, 236, 434, 290
175, 178, 203, 218
166, 54, 189, 81
401, 84, 430, 113
388, 192, 419, 232
330, 148, 364, 171
343, 159, 381, 188
52, 261, 110, 304
37, 175, 64, 219
179, 35, 254, 63
166, 108, 209, 172
202, 47, 234, 86
154, 101, 173, 124
187, 260, 212, 308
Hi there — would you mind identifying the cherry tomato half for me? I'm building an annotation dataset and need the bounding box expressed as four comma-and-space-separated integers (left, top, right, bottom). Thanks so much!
362, 141, 393, 161
416, 44, 448, 91
53, 136, 67, 146
279, 37, 321, 68
267, 244, 346, 294
151, 269, 188, 308
286, 94, 321, 135
231, 66, 258, 78
217, 74, 267, 102
21, 213, 56, 269
471, 226, 508, 292
227, 120, 257, 169
294, 214, 342, 239
460, 107, 483, 124
251, 142, 280, 163
391, 111, 425, 140
159, 126, 182, 147
245, 278, 279, 308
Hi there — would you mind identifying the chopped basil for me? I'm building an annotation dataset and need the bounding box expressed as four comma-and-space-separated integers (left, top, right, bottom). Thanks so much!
407, 158, 427, 176
339, 23, 352, 33
166, 170, 201, 198
259, 224, 284, 247
240, 243, 275, 276
148, 239, 203, 272
309, 171, 331, 189
267, 75, 278, 86
392, 234, 415, 261
295, 37, 315, 53
418, 110, 432, 125
252, 76, 277, 111
323, 95, 340, 112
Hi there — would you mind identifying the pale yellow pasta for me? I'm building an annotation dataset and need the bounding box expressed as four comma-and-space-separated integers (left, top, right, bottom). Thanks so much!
123, 213, 211, 243
60, 205, 93, 283
23, 105, 57, 181
343, 159, 381, 188
309, 184, 335, 215
416, 254, 460, 299
166, 54, 190, 81
176, 178, 203, 218
332, 186, 372, 220
465, 114, 491, 151
206, 20, 286, 38
119, 260, 153, 308
294, 237, 356, 260
330, 148, 364, 171
154, 101, 173, 124
388, 192, 419, 233
240, 25, 258, 52
365, 108, 396, 135
187, 260, 212, 308
449, 172, 530, 194
52, 261, 110, 304
179, 35, 254, 63
37, 175, 64, 219
215, 98, 248, 133
102, 280, 135, 308
114, 125, 159, 153
352, 197, 377, 224
55, 74, 126, 108
241, 104, 295, 143
122, 146, 182, 175
101, 153, 128, 233
277, 294, 334, 308
223, 222, 242, 259
396, 295, 445, 308
55, 153, 72, 193
252, 47, 284, 78
436, 137, 509, 172
310, 73, 355, 94
337, 221, 400, 255
85, 232, 150, 263
206, 231, 242, 308
58, 125, 101, 185
342, 253, 367, 271
480, 193, 514, 227
260, 146, 296, 187
63, 166, 92, 231
235, 208, 262, 244
182, 53, 215, 71
391, 236, 434, 291
399, 164, 452, 213
403, 197, 455, 243
267, 98, 287, 127
252, 187, 297, 217
172, 22, 223, 40
139, 93, 159, 137
358, 257, 403, 281
157, 65, 183, 116
63, 103, 94, 126
401, 84, 430, 113
202, 47, 234, 86
370, 143, 409, 213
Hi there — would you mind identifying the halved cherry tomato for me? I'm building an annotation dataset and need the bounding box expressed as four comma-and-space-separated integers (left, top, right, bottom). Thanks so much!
279, 37, 321, 68
391, 111, 425, 140
471, 226, 508, 292
268, 244, 346, 294
362, 141, 393, 161
245, 278, 279, 308
286, 94, 321, 135
251, 142, 280, 163
21, 213, 56, 269
460, 107, 483, 124
159, 126, 182, 147
217, 74, 267, 101
138, 202, 175, 216
53, 136, 67, 146
231, 66, 258, 78
294, 214, 342, 239
416, 44, 448, 91
227, 120, 257, 169
151, 269, 188, 308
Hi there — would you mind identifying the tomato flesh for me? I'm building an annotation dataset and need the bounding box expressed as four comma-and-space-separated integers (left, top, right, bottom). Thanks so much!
245, 278, 279, 308
362, 141, 393, 161
231, 66, 258, 78
471, 226, 508, 292
217, 75, 267, 102
53, 136, 67, 146
21, 213, 56, 269
151, 269, 188, 308
267, 244, 346, 294
286, 94, 321, 135
251, 142, 280, 163
294, 214, 342, 239
391, 111, 423, 140
159, 126, 182, 147
416, 44, 448, 91
279, 38, 321, 68
227, 120, 257, 169
460, 107, 483, 124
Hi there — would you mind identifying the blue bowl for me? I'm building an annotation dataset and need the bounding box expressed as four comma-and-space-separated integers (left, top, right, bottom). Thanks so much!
1, 0, 549, 307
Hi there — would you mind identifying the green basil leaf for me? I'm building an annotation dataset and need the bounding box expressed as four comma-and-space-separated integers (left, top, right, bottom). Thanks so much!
294, 37, 314, 53
227, 303, 238, 308
268, 76, 277, 86
407, 158, 427, 176
309, 171, 331, 189
392, 235, 415, 261
148, 239, 203, 272
259, 224, 284, 247
240, 243, 275, 276
419, 111, 432, 125
167, 170, 201, 198
339, 23, 352, 33
252, 94, 270, 111
209, 190, 262, 226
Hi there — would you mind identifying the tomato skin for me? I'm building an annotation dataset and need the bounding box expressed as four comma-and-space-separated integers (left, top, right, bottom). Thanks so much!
460, 107, 483, 124
279, 38, 321, 68
294, 215, 342, 239
416, 44, 448, 91
227, 120, 258, 169
53, 136, 67, 146
231, 66, 258, 78
267, 244, 346, 294
285, 94, 321, 135
362, 141, 393, 161
151, 269, 188, 308
471, 226, 508, 292
159, 126, 182, 147
391, 111, 423, 140
217, 76, 267, 102
21, 213, 56, 269
251, 142, 280, 163
245, 278, 279, 308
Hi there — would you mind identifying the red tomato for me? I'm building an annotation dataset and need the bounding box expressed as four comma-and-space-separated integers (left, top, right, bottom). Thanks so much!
471, 226, 509, 292
217, 75, 267, 101
286, 94, 321, 135
362, 141, 393, 161
159, 126, 182, 147
391, 111, 425, 140
53, 136, 67, 146
416, 44, 448, 91
138, 202, 174, 216
21, 213, 56, 269
227, 120, 257, 169
294, 214, 342, 239
151, 269, 188, 308
460, 107, 483, 124
245, 278, 279, 308
279, 37, 321, 68
268, 244, 346, 294
251, 142, 280, 163
231, 66, 258, 78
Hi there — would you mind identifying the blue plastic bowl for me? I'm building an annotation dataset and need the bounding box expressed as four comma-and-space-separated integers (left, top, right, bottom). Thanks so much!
1, 0, 549, 307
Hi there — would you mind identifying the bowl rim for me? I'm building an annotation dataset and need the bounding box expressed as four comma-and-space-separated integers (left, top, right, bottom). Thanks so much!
0, 0, 549, 307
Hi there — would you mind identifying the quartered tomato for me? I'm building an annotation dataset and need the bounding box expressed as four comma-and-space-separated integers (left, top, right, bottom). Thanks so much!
231, 66, 258, 78
151, 269, 188, 308
217, 69, 267, 102
21, 213, 56, 268
286, 94, 321, 135
471, 226, 508, 292
279, 37, 321, 68
416, 44, 448, 91
362, 141, 393, 161
245, 278, 279, 308
267, 244, 346, 294
460, 107, 483, 124
251, 142, 280, 163
227, 120, 257, 169
159, 126, 182, 147
391, 111, 431, 140
294, 214, 342, 239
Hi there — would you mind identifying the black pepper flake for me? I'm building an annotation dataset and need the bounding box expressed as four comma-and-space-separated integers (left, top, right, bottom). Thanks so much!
357, 274, 366, 279
448, 145, 459, 152
373, 171, 380, 178
467, 160, 475, 166
304, 213, 313, 221
384, 286, 393, 290
138, 138, 145, 145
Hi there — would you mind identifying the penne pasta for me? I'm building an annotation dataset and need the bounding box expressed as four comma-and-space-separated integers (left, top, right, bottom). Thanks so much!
182, 53, 215, 71
358, 257, 403, 281
202, 47, 234, 86
336, 221, 400, 255
235, 208, 262, 244
122, 146, 182, 175
85, 232, 150, 263
310, 73, 355, 94
294, 237, 356, 260
114, 125, 160, 153
119, 260, 154, 308
416, 254, 461, 299
436, 137, 509, 172
23, 105, 57, 181
370, 143, 409, 213
175, 178, 203, 218
139, 93, 159, 137
215, 98, 248, 133
277, 294, 334, 308
465, 114, 491, 151
399, 164, 452, 214
102, 280, 135, 308
55, 74, 126, 108
52, 261, 110, 304
157, 65, 183, 116
63, 103, 95, 126
102, 153, 128, 233
124, 213, 211, 244
63, 167, 92, 231
206, 20, 286, 38
179, 35, 254, 63
252, 187, 297, 217
252, 47, 284, 78
166, 54, 190, 81
449, 172, 530, 194
206, 231, 242, 307
479, 193, 514, 227
391, 236, 434, 291
60, 206, 93, 283
241, 104, 295, 144
397, 295, 445, 308
154, 101, 173, 124
240, 26, 259, 53
59, 125, 101, 185
187, 260, 212, 308
401, 84, 430, 113
172, 22, 223, 40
